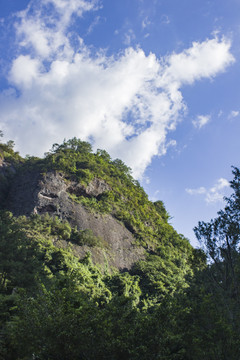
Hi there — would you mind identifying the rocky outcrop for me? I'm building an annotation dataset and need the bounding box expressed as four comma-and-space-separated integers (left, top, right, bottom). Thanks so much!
68, 178, 111, 198
0, 159, 16, 176
6, 170, 145, 270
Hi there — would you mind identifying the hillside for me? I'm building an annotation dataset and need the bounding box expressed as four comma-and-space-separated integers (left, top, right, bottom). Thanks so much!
0, 138, 239, 360
0, 138, 195, 275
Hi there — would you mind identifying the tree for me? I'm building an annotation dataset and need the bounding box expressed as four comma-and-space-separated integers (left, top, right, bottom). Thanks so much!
0, 212, 46, 293
96, 149, 111, 162
111, 158, 132, 179
194, 167, 240, 298
194, 167, 240, 349
153, 200, 170, 222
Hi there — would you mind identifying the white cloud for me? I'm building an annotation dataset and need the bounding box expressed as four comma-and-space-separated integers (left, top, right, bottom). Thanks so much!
161, 37, 235, 87
192, 114, 211, 129
229, 110, 239, 119
186, 178, 229, 204
142, 17, 151, 29
186, 187, 206, 195
0, 0, 235, 179
206, 178, 229, 203
15, 0, 98, 60
123, 29, 136, 46
86, 15, 101, 34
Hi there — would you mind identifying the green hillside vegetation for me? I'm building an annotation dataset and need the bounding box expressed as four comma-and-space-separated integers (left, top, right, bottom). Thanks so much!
0, 136, 240, 359
28, 138, 177, 249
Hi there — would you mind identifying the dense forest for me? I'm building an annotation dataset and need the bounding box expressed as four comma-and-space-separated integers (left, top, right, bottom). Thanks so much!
0, 135, 240, 359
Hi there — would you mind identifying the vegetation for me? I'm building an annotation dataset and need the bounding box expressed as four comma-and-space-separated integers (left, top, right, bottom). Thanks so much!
0, 136, 240, 359
0, 139, 23, 164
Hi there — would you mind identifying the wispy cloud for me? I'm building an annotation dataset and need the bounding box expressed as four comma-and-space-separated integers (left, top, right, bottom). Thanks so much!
192, 114, 211, 129
186, 187, 206, 196
228, 110, 239, 119
161, 15, 170, 25
142, 16, 151, 29
186, 178, 229, 204
86, 15, 102, 35
0, 0, 235, 179
123, 29, 136, 46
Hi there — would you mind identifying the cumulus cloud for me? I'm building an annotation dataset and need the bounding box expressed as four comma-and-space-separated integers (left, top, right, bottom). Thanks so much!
14, 0, 99, 61
192, 114, 211, 129
161, 37, 234, 87
186, 178, 229, 204
0, 0, 235, 178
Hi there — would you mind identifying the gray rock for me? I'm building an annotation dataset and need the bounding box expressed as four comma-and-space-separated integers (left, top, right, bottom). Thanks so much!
6, 170, 145, 270
0, 160, 16, 206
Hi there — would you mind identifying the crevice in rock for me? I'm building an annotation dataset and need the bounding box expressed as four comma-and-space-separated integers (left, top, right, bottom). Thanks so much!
39, 192, 59, 199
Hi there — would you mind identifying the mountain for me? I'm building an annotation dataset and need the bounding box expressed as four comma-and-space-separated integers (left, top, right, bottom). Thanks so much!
0, 137, 194, 274
0, 137, 239, 360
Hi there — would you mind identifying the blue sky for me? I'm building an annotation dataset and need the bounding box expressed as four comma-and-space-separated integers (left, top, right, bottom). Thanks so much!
0, 0, 240, 246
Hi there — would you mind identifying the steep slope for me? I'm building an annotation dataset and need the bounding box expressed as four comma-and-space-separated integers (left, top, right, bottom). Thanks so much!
0, 137, 194, 281
5, 170, 145, 270
0, 137, 213, 360
1, 138, 239, 360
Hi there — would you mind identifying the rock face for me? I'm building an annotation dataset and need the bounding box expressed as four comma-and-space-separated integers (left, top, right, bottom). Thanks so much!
67, 178, 111, 201
0, 159, 16, 177
68, 178, 111, 198
6, 170, 145, 270
0, 160, 16, 206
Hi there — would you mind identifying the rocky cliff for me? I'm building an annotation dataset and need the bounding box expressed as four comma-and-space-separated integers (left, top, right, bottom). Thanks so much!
0, 138, 192, 274
3, 166, 145, 270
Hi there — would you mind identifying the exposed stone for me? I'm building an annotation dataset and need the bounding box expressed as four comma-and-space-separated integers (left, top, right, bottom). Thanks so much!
86, 178, 111, 197
0, 160, 16, 207
0, 159, 16, 176
6, 170, 145, 270
67, 178, 111, 198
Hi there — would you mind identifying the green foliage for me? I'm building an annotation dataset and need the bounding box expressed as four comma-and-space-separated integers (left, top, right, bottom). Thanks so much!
131, 252, 192, 300
96, 149, 112, 162
0, 135, 24, 165
154, 200, 170, 222
194, 167, 240, 299
2, 138, 240, 359
70, 228, 101, 247
19, 213, 104, 249
0, 205, 195, 359
192, 166, 240, 359
0, 211, 44, 293
19, 137, 187, 254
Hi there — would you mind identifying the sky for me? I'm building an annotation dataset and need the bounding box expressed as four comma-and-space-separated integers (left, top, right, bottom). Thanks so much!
0, 0, 240, 246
